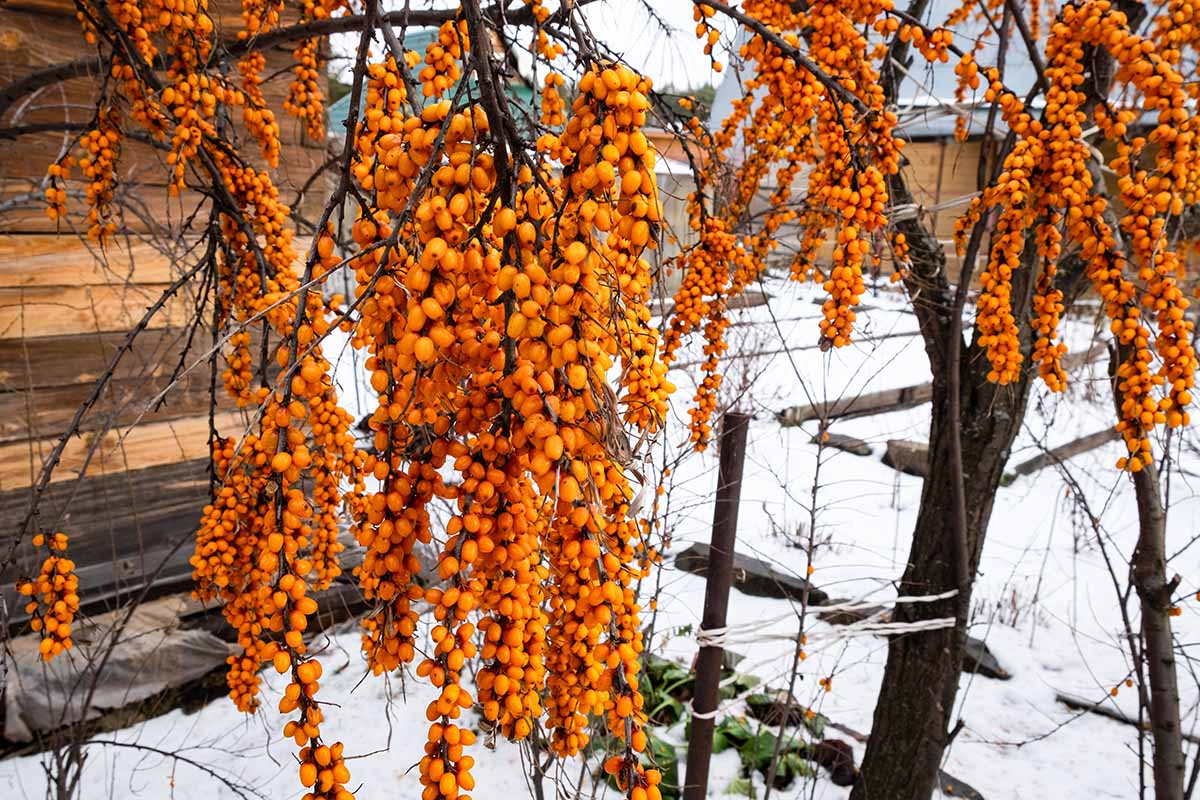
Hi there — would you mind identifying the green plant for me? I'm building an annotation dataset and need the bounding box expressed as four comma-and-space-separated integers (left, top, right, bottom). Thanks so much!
711, 715, 814, 791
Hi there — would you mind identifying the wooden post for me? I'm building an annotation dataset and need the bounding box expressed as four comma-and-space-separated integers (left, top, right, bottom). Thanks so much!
683, 411, 750, 800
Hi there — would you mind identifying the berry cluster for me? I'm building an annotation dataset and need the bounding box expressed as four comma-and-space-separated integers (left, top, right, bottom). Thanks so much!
16, 533, 80, 662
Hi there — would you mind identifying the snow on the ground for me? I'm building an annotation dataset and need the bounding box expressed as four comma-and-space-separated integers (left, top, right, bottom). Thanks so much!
0, 633, 575, 800
4, 274, 1198, 800
647, 275, 1200, 799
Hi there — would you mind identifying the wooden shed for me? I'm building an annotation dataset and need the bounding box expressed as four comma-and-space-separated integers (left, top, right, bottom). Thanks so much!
0, 1, 330, 622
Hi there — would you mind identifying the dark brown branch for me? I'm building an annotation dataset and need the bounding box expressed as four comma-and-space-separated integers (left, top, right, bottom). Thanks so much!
0, 58, 102, 123
0, 120, 171, 151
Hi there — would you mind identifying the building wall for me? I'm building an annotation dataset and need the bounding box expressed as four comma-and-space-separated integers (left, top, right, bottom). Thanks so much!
0, 1, 329, 619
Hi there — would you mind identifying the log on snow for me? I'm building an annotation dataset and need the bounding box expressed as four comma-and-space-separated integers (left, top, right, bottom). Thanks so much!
1004, 428, 1121, 481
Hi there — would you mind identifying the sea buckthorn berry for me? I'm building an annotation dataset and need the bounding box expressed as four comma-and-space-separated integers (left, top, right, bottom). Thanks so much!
17, 532, 79, 661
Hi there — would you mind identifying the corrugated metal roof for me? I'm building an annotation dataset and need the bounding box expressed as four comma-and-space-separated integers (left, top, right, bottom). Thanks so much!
326, 28, 436, 134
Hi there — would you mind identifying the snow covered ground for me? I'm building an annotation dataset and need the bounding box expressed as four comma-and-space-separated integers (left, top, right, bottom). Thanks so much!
642, 275, 1200, 799
4, 273, 1198, 800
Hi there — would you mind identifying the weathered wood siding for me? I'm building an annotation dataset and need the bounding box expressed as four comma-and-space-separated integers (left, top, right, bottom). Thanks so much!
0, 0, 329, 620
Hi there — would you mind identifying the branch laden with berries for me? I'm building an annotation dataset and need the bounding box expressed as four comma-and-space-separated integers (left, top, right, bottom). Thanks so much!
665, 0, 907, 448
9, 2, 680, 800
16, 1, 1198, 799
343, 10, 672, 794
15, 533, 80, 663
669, 0, 1197, 466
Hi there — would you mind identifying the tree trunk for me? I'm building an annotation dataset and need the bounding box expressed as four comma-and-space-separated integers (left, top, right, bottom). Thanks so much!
1132, 462, 1185, 800
849, 346, 1034, 800
852, 2, 1140, 795
850, 156, 1041, 800
1112, 346, 1186, 800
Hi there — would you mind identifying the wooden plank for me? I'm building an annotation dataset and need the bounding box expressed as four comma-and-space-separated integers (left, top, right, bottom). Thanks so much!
2, 130, 330, 190
5, 524, 198, 601
0, 5, 325, 124
0, 77, 100, 126
0, 16, 328, 221
778, 383, 934, 427
0, 410, 243, 491
0, 373, 227, 443
0, 73, 315, 127
0, 12, 89, 81
0, 233, 308, 288
811, 431, 871, 456
882, 439, 929, 477
0, 235, 182, 287
0, 182, 211, 235
0, 325, 282, 391
1005, 428, 1122, 480
0, 457, 210, 580
0, 328, 211, 390
899, 140, 981, 240
2, 0, 300, 28
0, 1, 76, 17
0, 436, 356, 621
0, 464, 364, 637
0, 78, 322, 150
0, 283, 196, 339
0, 457, 213, 626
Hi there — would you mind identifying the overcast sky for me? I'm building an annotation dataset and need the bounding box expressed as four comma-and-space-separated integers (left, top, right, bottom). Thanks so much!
331, 1, 735, 91
576, 0, 734, 90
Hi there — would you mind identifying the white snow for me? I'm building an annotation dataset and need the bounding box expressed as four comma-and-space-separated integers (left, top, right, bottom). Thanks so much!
4, 273, 1198, 800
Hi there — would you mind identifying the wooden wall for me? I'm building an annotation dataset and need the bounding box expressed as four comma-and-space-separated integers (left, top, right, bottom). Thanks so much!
897, 138, 985, 275
0, 0, 329, 621
901, 139, 983, 241
732, 138, 985, 279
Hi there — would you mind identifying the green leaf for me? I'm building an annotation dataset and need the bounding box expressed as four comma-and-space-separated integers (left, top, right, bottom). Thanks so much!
662, 669, 694, 694
720, 673, 761, 700
714, 716, 755, 748
646, 733, 681, 800
724, 776, 757, 798
803, 710, 827, 740
777, 751, 813, 782
648, 695, 685, 726
738, 731, 781, 773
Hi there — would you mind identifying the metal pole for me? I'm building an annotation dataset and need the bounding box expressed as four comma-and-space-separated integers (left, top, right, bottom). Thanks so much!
683, 411, 750, 800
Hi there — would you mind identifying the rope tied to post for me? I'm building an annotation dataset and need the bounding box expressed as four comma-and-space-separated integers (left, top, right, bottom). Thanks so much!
687, 590, 960, 721
694, 588, 960, 648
